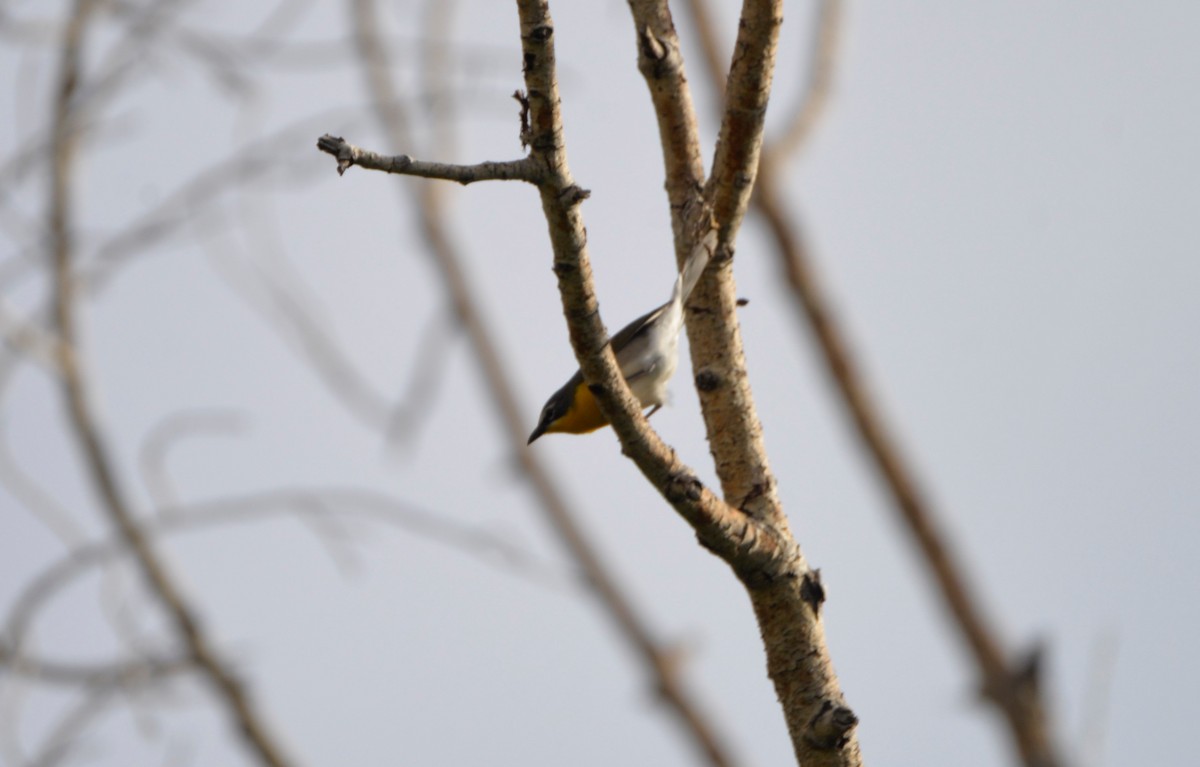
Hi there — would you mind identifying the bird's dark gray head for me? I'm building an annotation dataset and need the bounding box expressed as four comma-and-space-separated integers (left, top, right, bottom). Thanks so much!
527, 387, 572, 444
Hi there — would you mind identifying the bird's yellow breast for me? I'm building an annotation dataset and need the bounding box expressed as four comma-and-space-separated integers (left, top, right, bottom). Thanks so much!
546, 381, 609, 435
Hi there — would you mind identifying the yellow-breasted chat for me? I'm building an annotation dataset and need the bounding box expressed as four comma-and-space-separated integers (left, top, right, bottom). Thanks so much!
528, 237, 713, 444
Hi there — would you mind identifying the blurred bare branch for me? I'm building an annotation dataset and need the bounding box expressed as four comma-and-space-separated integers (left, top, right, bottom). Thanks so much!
0, 422, 84, 548
200, 227, 395, 429
0, 644, 186, 687
137, 406, 362, 575
383, 306, 458, 448
175, 487, 568, 584
0, 1, 209, 205
107, 0, 316, 98
18, 662, 189, 767
764, 0, 840, 165
27, 684, 114, 767
166, 29, 516, 78
82, 109, 356, 294
45, 1, 297, 763
206, 217, 465, 444
0, 0, 277, 266
0, 110, 112, 246
4, 486, 572, 654
288, 496, 363, 575
420, 0, 458, 162
138, 410, 247, 511
0, 8, 58, 45
0, 298, 62, 372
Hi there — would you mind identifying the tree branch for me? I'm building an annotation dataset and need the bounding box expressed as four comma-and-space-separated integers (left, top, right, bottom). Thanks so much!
622, 2, 863, 764
520, 3, 865, 764
46, 4, 296, 766
688, 0, 787, 527
520, 4, 792, 576
684, 0, 1067, 764
333, 1, 741, 764
627, 0, 707, 234
316, 133, 538, 183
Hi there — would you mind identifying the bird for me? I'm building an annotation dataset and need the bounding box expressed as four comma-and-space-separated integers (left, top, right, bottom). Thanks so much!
527, 235, 713, 444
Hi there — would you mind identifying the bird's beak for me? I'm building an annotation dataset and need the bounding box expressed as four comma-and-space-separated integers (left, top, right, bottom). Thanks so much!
527, 421, 547, 445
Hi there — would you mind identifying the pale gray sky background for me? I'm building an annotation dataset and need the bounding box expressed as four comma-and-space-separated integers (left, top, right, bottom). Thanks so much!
2, 1, 1198, 766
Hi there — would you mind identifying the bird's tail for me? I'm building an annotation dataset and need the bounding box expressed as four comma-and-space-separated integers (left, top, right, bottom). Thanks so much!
672, 230, 717, 307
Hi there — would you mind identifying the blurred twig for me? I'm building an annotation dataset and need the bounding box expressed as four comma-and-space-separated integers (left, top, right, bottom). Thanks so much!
198, 214, 461, 443
0, 423, 84, 547
45, 3, 297, 765
137, 409, 247, 512
5, 493, 566, 697
382, 306, 458, 448
202, 229, 394, 427
762, 0, 840, 166
27, 684, 115, 767
5, 485, 570, 653
683, 1, 1068, 765
0, 297, 62, 372
106, 0, 319, 98
0, 112, 357, 415
0, 643, 186, 687
82, 110, 353, 293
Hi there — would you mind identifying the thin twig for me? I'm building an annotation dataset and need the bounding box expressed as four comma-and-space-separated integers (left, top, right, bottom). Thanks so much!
316, 134, 538, 183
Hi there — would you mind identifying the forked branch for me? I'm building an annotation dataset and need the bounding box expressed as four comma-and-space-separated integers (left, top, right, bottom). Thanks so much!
625, 1, 862, 765
683, 0, 1067, 764
324, 0, 742, 765
318, 1, 861, 764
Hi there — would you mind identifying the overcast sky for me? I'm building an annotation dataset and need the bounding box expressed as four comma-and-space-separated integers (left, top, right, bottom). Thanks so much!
2, 2, 1198, 766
